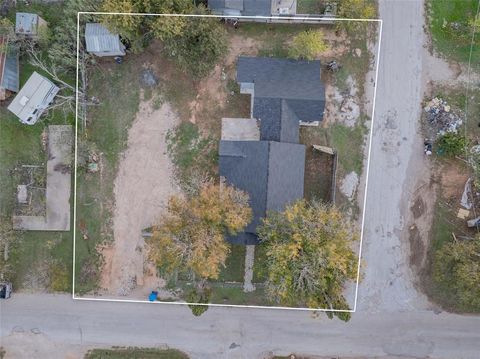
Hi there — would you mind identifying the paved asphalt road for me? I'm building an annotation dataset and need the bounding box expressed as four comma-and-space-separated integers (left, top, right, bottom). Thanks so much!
2, 1, 480, 358
0, 294, 479, 358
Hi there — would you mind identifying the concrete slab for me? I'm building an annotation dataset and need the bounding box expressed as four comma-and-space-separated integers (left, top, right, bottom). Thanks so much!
13, 125, 72, 231
221, 118, 260, 141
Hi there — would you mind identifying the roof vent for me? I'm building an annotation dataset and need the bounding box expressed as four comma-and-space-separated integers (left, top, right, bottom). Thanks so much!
19, 96, 29, 106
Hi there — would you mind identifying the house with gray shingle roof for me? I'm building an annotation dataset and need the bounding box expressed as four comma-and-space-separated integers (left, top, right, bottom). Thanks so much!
219, 56, 325, 245
220, 140, 305, 244
237, 56, 325, 143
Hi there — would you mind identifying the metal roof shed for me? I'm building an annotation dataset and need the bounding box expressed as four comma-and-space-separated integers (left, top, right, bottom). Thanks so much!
15, 12, 47, 36
0, 36, 19, 100
8, 71, 59, 125
85, 23, 126, 57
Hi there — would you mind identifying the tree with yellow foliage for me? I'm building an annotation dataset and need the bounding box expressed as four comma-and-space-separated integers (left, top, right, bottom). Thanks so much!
337, 0, 376, 32
288, 30, 329, 61
147, 181, 252, 286
258, 200, 357, 321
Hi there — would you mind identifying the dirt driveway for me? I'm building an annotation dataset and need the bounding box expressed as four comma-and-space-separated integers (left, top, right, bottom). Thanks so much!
100, 96, 179, 297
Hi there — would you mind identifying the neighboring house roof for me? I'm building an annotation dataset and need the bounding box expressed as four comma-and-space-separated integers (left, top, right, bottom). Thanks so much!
209, 0, 271, 16
237, 56, 325, 142
219, 140, 305, 244
8, 71, 59, 125
15, 12, 41, 35
85, 23, 125, 56
0, 37, 19, 93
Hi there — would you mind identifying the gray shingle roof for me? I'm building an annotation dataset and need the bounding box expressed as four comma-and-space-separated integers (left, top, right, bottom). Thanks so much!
219, 140, 305, 245
237, 56, 325, 143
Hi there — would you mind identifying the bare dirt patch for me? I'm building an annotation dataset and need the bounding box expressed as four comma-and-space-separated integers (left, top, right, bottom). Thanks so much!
439, 160, 470, 201
100, 95, 179, 297
226, 35, 260, 68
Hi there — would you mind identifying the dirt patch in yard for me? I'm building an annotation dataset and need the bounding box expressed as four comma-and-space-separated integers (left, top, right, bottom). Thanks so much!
100, 95, 180, 296
303, 146, 334, 203
439, 160, 470, 201
226, 35, 260, 67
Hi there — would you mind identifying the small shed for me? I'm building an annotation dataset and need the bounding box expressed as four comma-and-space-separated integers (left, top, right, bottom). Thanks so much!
15, 12, 47, 37
8, 71, 59, 125
0, 36, 19, 101
85, 23, 126, 57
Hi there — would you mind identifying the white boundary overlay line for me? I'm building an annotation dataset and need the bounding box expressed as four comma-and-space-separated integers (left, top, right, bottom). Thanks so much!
73, 12, 383, 313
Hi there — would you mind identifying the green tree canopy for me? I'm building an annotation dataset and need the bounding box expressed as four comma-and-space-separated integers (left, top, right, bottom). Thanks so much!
288, 30, 328, 61
147, 181, 252, 283
162, 6, 227, 78
100, 1, 227, 77
433, 238, 480, 311
258, 200, 357, 321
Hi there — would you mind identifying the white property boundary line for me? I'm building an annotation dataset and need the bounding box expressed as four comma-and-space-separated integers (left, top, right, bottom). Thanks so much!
73, 12, 383, 313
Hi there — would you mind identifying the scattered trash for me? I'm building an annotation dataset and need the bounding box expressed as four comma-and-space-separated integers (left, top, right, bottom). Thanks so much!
461, 178, 473, 209
467, 216, 480, 228
457, 208, 470, 219
140, 68, 158, 87
424, 138, 432, 156
327, 60, 341, 72
221, 17, 239, 29
424, 97, 463, 136
87, 152, 99, 173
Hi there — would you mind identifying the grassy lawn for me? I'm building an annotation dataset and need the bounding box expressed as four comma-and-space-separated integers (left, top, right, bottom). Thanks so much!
0, 56, 74, 292
421, 85, 480, 313
84, 347, 189, 359
210, 286, 268, 306
300, 123, 367, 178
75, 58, 141, 294
422, 192, 476, 312
218, 244, 245, 282
428, 0, 480, 65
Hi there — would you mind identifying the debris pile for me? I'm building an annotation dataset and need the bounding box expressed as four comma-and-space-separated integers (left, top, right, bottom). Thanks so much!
87, 152, 99, 173
424, 97, 463, 136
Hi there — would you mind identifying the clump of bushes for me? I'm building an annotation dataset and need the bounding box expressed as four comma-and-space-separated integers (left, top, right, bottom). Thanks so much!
432, 238, 480, 312
436, 132, 467, 156
166, 122, 218, 194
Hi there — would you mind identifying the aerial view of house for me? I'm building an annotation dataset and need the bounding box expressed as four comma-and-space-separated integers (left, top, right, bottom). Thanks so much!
0, 35, 19, 101
85, 23, 126, 57
220, 56, 325, 244
1, 1, 480, 358
7, 71, 59, 125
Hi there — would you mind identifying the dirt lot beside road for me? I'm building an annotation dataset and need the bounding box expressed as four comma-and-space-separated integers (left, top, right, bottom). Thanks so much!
99, 97, 179, 297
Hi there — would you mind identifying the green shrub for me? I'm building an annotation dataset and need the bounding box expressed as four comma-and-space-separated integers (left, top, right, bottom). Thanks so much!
436, 132, 467, 156
186, 288, 211, 316
288, 30, 328, 61
49, 263, 69, 292
432, 239, 480, 311
166, 122, 217, 193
